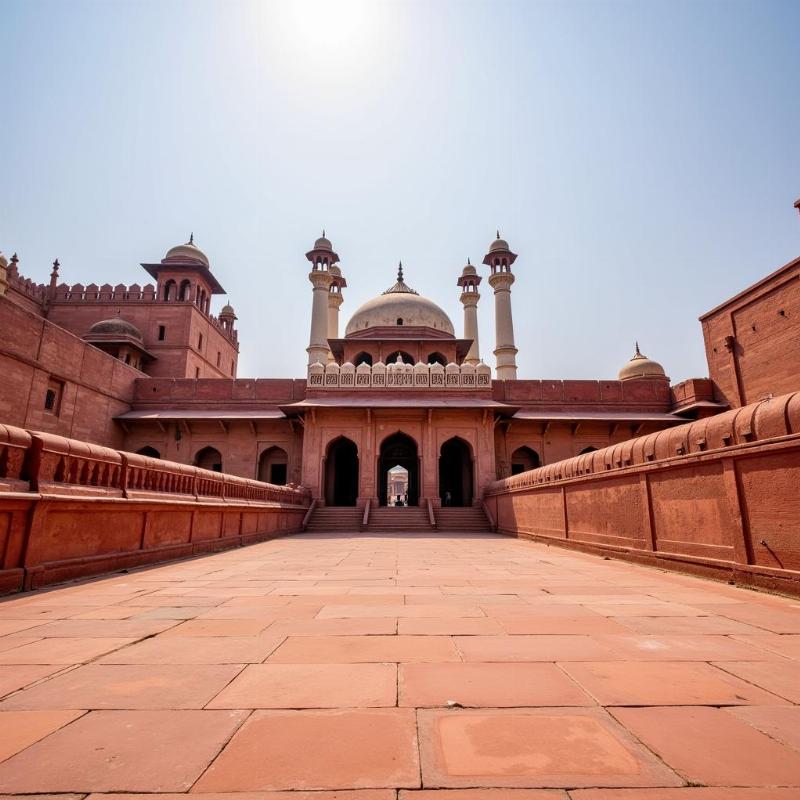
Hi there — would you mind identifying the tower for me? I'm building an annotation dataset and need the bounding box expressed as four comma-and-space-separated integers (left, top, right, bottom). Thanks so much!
483, 232, 518, 380
305, 231, 339, 366
327, 263, 346, 362
457, 259, 482, 365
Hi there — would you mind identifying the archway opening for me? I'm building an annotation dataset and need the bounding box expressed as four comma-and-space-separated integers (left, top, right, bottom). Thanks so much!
439, 437, 473, 507
427, 351, 447, 366
324, 437, 359, 506
258, 446, 288, 485
195, 446, 222, 472
579, 446, 598, 455
136, 446, 160, 459
386, 465, 409, 506
353, 351, 373, 366
511, 446, 540, 475
385, 350, 414, 365
378, 433, 418, 506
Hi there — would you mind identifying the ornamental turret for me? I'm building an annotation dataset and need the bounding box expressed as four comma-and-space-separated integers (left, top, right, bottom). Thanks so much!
457, 259, 482, 366
482, 232, 518, 380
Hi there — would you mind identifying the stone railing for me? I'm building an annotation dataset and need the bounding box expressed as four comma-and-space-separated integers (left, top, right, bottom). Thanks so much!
485, 392, 800, 596
308, 360, 492, 389
0, 425, 311, 593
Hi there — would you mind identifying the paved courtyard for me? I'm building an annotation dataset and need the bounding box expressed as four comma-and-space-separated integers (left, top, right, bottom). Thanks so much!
0, 532, 798, 798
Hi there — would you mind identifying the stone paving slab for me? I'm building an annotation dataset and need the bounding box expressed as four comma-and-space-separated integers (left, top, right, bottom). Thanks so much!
0, 531, 796, 796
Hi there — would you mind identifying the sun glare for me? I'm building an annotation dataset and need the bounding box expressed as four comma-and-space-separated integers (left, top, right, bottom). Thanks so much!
278, 0, 374, 50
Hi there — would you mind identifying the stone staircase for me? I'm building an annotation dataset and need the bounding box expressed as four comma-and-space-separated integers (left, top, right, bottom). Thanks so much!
435, 506, 492, 533
303, 507, 362, 533
365, 506, 434, 533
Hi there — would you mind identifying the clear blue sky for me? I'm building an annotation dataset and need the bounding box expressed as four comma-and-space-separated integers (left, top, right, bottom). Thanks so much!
1, 0, 798, 381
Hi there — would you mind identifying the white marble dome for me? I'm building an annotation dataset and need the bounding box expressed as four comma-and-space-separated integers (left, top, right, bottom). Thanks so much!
345, 268, 454, 336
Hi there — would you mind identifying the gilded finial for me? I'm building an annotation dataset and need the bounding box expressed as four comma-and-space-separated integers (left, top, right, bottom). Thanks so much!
398, 260, 404, 282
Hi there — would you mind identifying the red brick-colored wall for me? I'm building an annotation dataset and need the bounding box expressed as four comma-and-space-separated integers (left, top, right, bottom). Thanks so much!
0, 424, 311, 593
701, 257, 800, 407
485, 392, 800, 596
0, 297, 137, 447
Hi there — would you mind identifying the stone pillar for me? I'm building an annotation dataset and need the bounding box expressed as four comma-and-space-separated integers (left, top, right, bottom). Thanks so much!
327, 265, 345, 363
488, 271, 518, 380
0, 252, 7, 297
307, 270, 333, 366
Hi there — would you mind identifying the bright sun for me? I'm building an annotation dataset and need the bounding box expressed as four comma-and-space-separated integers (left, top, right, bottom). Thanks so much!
277, 0, 375, 50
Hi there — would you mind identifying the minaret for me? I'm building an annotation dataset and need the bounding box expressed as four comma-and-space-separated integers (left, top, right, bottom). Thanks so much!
327, 263, 346, 362
457, 258, 482, 365
483, 232, 518, 380
304, 231, 339, 366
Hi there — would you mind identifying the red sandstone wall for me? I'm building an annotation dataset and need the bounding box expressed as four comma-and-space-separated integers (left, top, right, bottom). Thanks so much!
0, 424, 310, 594
47, 300, 238, 379
0, 297, 137, 447
701, 257, 800, 408
485, 392, 800, 596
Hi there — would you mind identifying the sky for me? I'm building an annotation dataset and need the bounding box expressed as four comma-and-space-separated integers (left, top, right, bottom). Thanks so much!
1, 0, 798, 381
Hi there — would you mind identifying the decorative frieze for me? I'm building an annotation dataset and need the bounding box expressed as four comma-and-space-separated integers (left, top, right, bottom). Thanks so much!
308, 359, 491, 389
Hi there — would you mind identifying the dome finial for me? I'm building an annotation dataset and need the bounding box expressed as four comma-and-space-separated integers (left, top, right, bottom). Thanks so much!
635, 341, 642, 357
496, 229, 501, 239
398, 260, 404, 282
189, 232, 194, 244
322, 228, 325, 238
467, 257, 471, 265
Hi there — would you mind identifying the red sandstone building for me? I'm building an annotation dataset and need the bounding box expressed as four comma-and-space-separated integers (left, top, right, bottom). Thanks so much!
0, 223, 797, 516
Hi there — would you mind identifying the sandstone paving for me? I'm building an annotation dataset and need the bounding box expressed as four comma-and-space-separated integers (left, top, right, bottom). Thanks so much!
0, 532, 795, 794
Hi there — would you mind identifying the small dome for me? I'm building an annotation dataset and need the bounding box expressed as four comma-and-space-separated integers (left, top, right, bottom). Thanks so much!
489, 237, 510, 253
314, 235, 333, 252
164, 236, 209, 267
618, 343, 667, 381
219, 303, 236, 317
461, 263, 477, 276
88, 317, 143, 341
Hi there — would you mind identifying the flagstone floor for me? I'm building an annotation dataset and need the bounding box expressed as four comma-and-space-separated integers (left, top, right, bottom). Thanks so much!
0, 531, 799, 799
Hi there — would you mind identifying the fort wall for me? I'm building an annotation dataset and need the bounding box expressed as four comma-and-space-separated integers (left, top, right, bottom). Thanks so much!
0, 423, 310, 594
484, 392, 800, 596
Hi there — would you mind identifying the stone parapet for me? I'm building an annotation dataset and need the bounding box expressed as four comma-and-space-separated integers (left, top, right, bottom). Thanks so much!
0, 424, 311, 594
484, 391, 800, 596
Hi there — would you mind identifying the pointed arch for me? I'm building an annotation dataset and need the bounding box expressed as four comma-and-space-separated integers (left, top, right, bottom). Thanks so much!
511, 446, 540, 475
439, 436, 474, 506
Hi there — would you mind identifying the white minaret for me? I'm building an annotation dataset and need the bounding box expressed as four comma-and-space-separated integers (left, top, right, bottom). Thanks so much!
305, 232, 339, 366
326, 264, 346, 362
457, 259, 482, 366
483, 232, 518, 380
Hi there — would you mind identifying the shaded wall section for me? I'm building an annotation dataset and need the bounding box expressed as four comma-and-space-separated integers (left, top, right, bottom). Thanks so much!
484, 392, 800, 596
0, 424, 311, 594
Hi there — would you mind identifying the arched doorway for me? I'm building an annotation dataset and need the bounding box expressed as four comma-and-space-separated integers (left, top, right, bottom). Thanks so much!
136, 446, 160, 458
324, 437, 359, 506
258, 446, 288, 485
439, 437, 474, 507
579, 446, 598, 455
511, 446, 540, 475
195, 446, 222, 472
385, 350, 414, 365
378, 433, 419, 506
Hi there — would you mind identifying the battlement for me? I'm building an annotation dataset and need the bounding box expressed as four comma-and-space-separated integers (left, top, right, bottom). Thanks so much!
307, 359, 492, 390
5, 260, 47, 305
51, 281, 238, 342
